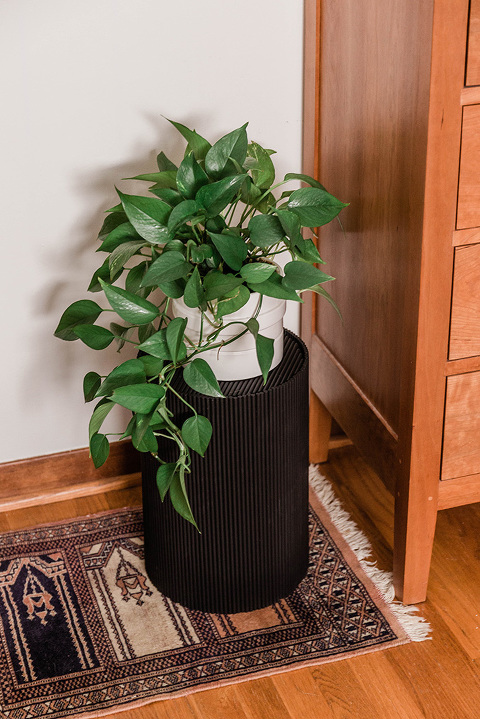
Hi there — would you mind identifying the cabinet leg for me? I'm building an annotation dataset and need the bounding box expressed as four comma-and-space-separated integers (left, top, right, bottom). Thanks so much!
393, 466, 439, 604
309, 390, 332, 464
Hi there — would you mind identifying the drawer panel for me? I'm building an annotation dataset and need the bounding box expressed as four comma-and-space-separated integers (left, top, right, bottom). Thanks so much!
457, 105, 480, 229
442, 371, 480, 480
467, 0, 480, 86
449, 243, 480, 359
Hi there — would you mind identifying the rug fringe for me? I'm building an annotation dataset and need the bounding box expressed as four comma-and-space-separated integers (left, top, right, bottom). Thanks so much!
309, 465, 431, 642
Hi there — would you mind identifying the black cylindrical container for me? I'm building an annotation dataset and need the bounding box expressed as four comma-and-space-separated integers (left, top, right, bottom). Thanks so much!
141, 331, 309, 613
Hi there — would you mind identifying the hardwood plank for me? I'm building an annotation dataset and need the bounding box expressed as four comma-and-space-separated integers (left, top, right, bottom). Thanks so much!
349, 653, 425, 718
230, 677, 291, 719
272, 669, 335, 718
384, 615, 480, 719
307, 662, 389, 719
428, 504, 480, 660
187, 684, 249, 719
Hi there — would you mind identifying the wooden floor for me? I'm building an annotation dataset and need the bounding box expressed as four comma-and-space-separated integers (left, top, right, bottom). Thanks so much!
2, 444, 479, 718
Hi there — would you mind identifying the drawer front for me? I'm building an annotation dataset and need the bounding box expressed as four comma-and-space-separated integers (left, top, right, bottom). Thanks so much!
449, 243, 480, 359
457, 105, 480, 229
442, 370, 480, 480
467, 0, 480, 86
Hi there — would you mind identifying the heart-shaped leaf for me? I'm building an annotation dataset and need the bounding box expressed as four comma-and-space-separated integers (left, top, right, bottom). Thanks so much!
83, 372, 102, 402
125, 261, 149, 294
167, 118, 212, 161
156, 151, 178, 172
183, 358, 224, 398
167, 199, 203, 236
247, 272, 302, 302
138, 355, 165, 376
196, 174, 247, 217
307, 284, 342, 318
255, 333, 274, 384
117, 189, 171, 243
88, 259, 123, 293
54, 300, 103, 341
156, 462, 177, 500
182, 414, 212, 457
282, 261, 334, 290
205, 124, 248, 179
132, 424, 158, 452
98, 222, 141, 253
141, 251, 191, 287
111, 383, 165, 414
248, 214, 285, 248
240, 262, 276, 283
166, 317, 187, 363
108, 240, 145, 279
89, 433, 110, 468
137, 329, 171, 360
169, 469, 198, 529
203, 271, 243, 301
215, 284, 250, 318
287, 187, 347, 227
130, 170, 177, 189
183, 266, 205, 308
176, 152, 209, 199
283, 172, 328, 191
96, 358, 146, 397
74, 324, 115, 350
89, 399, 114, 440
97, 211, 128, 242
99, 279, 159, 325
208, 231, 248, 271
246, 141, 275, 189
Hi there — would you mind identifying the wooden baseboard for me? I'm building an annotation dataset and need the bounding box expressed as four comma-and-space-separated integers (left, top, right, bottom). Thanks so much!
0, 432, 353, 513
0, 440, 141, 511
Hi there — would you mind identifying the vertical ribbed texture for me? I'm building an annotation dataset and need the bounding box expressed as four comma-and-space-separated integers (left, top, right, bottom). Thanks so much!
141, 331, 309, 613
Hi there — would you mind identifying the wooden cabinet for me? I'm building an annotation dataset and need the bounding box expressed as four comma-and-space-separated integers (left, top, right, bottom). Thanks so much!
302, 0, 480, 603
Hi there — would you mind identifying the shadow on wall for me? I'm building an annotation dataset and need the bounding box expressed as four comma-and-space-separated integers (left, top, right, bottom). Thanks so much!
22, 117, 195, 419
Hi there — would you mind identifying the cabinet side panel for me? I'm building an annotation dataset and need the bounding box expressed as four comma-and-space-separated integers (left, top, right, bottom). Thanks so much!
315, 0, 433, 435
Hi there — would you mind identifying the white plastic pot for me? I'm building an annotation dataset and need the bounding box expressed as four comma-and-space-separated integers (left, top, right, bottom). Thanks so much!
171, 293, 286, 381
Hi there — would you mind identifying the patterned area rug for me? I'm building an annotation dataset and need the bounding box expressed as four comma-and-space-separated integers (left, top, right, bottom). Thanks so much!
0, 469, 429, 718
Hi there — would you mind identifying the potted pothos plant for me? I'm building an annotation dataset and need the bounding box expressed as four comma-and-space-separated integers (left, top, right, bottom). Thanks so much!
54, 119, 346, 530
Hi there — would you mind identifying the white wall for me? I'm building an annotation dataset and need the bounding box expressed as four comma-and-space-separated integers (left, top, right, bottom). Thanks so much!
0, 0, 303, 463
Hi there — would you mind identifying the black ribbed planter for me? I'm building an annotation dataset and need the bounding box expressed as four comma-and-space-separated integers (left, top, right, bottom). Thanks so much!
141, 330, 309, 613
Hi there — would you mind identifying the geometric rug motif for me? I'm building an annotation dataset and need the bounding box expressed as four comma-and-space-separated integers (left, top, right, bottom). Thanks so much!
0, 488, 410, 718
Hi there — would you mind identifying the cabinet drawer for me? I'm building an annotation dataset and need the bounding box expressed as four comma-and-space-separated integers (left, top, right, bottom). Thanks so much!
467, 0, 480, 85
457, 105, 480, 229
449, 243, 480, 359
442, 371, 480, 480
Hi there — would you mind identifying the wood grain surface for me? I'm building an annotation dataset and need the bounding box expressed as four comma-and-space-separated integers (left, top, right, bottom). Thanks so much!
466, 0, 480, 85
457, 105, 480, 229
442, 371, 480, 480
450, 243, 480, 359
